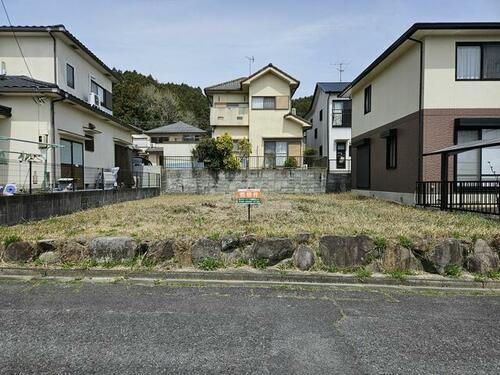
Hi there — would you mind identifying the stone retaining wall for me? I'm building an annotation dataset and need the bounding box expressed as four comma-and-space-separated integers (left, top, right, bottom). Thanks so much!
2, 234, 499, 279
161, 169, 327, 194
0, 188, 160, 226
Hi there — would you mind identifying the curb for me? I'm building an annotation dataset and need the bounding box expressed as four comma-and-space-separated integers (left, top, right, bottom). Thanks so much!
0, 267, 499, 290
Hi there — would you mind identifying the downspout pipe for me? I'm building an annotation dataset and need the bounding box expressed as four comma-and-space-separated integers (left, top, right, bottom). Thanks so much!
50, 96, 64, 182
326, 91, 331, 171
409, 37, 424, 183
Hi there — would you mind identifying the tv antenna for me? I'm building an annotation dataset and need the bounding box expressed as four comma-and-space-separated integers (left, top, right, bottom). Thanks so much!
245, 56, 255, 75
332, 62, 349, 82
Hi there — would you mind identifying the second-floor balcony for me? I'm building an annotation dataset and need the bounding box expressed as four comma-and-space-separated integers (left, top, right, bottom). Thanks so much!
210, 104, 249, 126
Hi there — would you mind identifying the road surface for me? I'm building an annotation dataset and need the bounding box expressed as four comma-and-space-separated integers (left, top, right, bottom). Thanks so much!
0, 279, 499, 374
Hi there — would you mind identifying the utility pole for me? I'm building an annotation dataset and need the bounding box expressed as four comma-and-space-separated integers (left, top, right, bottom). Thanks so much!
245, 56, 255, 75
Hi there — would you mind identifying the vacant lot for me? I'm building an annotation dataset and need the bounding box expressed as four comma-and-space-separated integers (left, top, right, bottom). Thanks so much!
2, 193, 499, 244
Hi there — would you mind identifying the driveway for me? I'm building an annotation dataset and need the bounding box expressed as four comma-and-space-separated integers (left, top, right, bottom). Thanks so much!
0, 280, 499, 374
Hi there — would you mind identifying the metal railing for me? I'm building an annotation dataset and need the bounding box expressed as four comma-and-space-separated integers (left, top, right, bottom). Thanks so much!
0, 159, 160, 195
416, 181, 500, 216
163, 155, 329, 170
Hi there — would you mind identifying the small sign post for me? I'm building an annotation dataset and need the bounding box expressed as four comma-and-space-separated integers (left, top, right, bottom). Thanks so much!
235, 189, 262, 222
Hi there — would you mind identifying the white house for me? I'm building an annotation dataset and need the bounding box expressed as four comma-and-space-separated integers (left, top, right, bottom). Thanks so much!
304, 82, 352, 172
0, 25, 139, 191
133, 122, 207, 167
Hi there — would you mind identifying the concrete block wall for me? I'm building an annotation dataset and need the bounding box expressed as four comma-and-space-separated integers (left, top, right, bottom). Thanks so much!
0, 188, 160, 226
161, 169, 327, 194
326, 173, 351, 193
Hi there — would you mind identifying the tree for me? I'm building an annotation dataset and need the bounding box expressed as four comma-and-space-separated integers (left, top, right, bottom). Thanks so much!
112, 69, 210, 130
191, 133, 250, 171
292, 95, 313, 118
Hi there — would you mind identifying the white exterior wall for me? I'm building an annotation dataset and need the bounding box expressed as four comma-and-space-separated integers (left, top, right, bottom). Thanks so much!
56, 38, 113, 105
422, 34, 500, 109
305, 89, 328, 156
0, 35, 55, 82
351, 43, 421, 138
160, 142, 197, 156
54, 102, 132, 170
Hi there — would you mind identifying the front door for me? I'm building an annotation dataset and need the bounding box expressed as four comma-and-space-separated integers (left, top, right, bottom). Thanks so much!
336, 141, 347, 169
60, 139, 84, 189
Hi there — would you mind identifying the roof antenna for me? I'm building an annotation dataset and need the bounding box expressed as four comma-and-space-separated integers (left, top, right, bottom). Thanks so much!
245, 56, 255, 76
332, 62, 349, 82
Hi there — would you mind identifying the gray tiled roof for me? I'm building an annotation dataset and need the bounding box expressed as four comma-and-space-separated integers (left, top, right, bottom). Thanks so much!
145, 122, 207, 134
317, 82, 351, 93
204, 77, 247, 91
0, 75, 57, 90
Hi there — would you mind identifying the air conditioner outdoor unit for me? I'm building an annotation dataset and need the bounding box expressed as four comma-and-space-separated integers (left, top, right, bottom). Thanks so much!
88, 92, 100, 107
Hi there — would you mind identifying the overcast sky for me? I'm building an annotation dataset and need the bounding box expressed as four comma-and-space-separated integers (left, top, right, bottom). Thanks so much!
3, 0, 500, 97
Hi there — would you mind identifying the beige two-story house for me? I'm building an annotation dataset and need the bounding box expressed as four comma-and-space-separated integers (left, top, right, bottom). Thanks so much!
341, 22, 500, 204
204, 64, 311, 168
0, 25, 139, 190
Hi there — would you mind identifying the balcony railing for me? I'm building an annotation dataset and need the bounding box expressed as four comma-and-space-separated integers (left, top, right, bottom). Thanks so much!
332, 109, 352, 127
416, 181, 500, 216
210, 105, 249, 126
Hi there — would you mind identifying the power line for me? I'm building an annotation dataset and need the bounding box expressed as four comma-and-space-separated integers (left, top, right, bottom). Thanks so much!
0, 0, 36, 82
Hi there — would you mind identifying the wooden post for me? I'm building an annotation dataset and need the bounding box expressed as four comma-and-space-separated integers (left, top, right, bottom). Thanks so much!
247, 204, 251, 222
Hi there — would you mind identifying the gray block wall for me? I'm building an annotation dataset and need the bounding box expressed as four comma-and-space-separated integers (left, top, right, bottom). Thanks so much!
0, 188, 160, 226
161, 169, 327, 194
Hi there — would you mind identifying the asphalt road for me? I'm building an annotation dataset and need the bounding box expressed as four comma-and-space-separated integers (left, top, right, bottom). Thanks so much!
0, 279, 499, 374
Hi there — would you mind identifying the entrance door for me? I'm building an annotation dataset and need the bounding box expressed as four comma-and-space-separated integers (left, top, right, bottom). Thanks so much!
60, 139, 84, 189
356, 143, 370, 189
336, 141, 347, 169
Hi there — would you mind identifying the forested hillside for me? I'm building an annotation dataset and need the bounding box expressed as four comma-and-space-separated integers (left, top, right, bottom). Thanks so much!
112, 70, 210, 130
291, 95, 313, 118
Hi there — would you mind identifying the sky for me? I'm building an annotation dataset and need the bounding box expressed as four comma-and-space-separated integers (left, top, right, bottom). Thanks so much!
2, 0, 500, 97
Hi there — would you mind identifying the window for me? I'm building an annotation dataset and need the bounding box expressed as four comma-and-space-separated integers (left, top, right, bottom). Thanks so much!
314, 128, 318, 139
386, 131, 397, 169
319, 109, 323, 122
364, 85, 371, 114
84, 135, 94, 152
332, 101, 344, 126
456, 43, 500, 80
336, 141, 346, 169
319, 145, 323, 157
252, 96, 276, 109
90, 79, 113, 110
66, 63, 75, 89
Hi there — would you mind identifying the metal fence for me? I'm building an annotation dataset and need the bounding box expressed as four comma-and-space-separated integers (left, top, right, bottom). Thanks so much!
0, 159, 160, 195
163, 155, 329, 170
416, 180, 500, 216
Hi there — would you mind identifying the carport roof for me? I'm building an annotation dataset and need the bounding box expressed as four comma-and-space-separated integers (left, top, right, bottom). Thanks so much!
424, 137, 500, 156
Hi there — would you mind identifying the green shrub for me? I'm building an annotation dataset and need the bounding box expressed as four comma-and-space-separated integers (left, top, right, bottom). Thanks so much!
251, 258, 269, 270
374, 237, 388, 252
283, 157, 298, 169
398, 236, 413, 249
304, 148, 317, 157
474, 273, 488, 283
444, 264, 462, 278
385, 269, 414, 281
3, 234, 22, 247
234, 258, 249, 268
198, 257, 224, 271
325, 264, 338, 273
354, 267, 372, 280
485, 270, 500, 280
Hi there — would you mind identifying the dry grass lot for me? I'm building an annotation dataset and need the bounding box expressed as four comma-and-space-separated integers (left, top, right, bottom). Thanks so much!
2, 193, 499, 244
